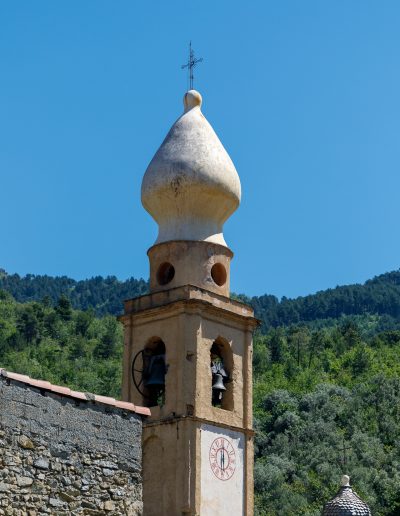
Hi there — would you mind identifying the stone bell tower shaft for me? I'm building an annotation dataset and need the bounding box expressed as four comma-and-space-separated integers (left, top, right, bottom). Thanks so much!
121, 90, 257, 515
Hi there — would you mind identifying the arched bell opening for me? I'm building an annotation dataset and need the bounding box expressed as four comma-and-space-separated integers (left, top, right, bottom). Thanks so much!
210, 337, 234, 411
131, 337, 167, 408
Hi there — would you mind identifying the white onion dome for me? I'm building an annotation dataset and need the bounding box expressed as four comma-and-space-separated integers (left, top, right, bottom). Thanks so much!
141, 90, 241, 247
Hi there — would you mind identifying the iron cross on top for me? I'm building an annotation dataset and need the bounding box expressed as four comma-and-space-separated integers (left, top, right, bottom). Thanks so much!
181, 42, 203, 90
337, 437, 352, 470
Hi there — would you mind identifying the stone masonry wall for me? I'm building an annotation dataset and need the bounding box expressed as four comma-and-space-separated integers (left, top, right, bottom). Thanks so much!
0, 375, 144, 516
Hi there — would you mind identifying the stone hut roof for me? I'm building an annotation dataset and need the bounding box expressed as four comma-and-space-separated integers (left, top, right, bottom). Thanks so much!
0, 367, 150, 416
322, 476, 372, 516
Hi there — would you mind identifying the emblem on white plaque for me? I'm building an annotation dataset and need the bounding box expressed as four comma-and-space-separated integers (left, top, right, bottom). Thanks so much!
209, 437, 236, 480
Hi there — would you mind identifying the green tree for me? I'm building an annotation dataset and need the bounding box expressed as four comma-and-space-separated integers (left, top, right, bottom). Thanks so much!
16, 306, 39, 343
75, 309, 94, 336
55, 295, 72, 321
269, 328, 286, 364
94, 316, 119, 359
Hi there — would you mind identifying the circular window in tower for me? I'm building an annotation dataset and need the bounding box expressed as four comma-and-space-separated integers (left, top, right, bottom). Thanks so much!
157, 262, 175, 286
211, 263, 227, 287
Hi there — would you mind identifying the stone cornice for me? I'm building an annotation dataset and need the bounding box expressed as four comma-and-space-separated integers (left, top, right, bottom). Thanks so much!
143, 414, 254, 436
119, 284, 259, 331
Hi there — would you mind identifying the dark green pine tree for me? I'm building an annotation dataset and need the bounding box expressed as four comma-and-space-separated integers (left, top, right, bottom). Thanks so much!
55, 295, 72, 321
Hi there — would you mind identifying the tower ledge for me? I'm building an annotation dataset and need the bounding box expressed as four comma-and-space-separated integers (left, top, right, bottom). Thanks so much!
120, 284, 257, 323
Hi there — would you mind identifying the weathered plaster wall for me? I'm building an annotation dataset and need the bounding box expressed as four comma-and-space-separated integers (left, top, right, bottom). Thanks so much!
122, 285, 256, 515
0, 376, 143, 515
147, 240, 233, 297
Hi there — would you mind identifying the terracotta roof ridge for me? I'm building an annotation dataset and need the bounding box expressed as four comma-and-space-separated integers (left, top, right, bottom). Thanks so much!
0, 367, 150, 417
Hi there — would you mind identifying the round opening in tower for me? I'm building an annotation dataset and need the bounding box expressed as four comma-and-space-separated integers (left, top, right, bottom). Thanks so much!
157, 262, 175, 286
211, 263, 227, 287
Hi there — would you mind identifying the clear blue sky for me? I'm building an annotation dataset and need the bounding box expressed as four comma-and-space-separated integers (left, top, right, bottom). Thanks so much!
1, 1, 400, 299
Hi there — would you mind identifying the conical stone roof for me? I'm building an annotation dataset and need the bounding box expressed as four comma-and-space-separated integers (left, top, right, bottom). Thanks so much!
322, 476, 371, 516
141, 90, 241, 247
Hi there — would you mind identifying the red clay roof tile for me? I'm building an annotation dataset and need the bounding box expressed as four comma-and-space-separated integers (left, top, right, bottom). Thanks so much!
0, 367, 150, 417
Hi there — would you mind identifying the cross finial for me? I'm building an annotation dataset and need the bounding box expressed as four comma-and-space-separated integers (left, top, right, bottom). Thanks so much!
337, 437, 352, 471
181, 42, 203, 90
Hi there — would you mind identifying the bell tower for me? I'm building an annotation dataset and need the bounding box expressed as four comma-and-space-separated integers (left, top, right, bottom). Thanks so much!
121, 90, 257, 515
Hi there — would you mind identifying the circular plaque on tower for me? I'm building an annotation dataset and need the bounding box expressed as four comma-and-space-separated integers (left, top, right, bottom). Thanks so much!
209, 436, 236, 481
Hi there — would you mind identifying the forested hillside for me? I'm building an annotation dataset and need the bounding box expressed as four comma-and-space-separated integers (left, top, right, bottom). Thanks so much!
2, 269, 400, 514
0, 269, 148, 316
240, 270, 400, 331
253, 323, 400, 515
0, 291, 123, 398
2, 268, 400, 330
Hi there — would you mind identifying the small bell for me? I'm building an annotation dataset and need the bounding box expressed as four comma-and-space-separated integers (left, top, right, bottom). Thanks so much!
144, 355, 166, 387
212, 372, 226, 392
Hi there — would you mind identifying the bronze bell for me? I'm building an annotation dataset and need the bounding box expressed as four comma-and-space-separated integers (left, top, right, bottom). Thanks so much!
212, 372, 226, 392
144, 355, 166, 387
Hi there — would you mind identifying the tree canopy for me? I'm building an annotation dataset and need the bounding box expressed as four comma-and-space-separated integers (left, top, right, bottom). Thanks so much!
0, 269, 148, 316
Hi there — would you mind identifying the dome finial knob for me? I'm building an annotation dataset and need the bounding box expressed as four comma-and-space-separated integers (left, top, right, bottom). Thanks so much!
341, 475, 350, 487
184, 90, 202, 112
